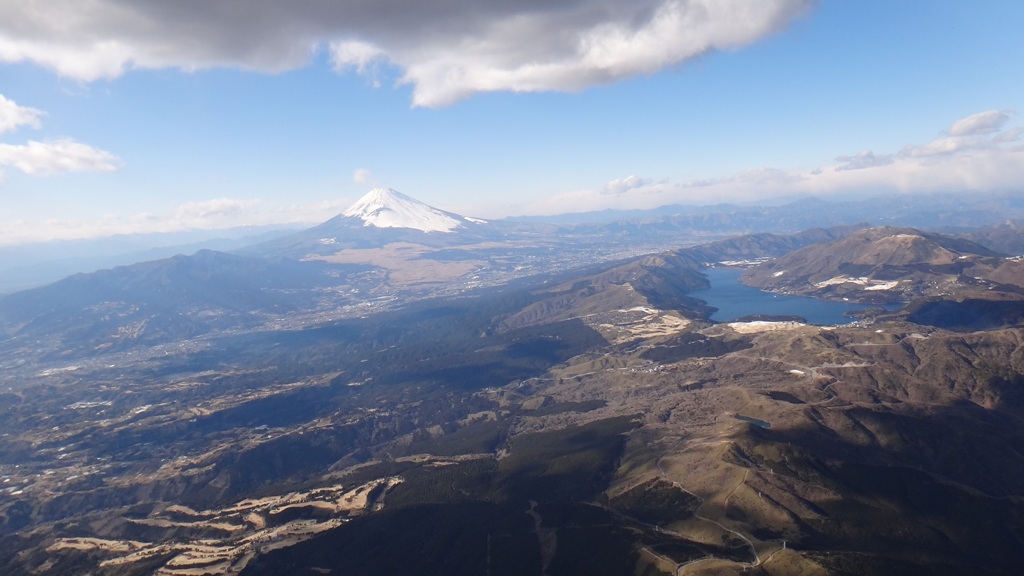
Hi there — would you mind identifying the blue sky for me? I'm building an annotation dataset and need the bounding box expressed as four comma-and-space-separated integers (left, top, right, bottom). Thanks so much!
0, 0, 1022, 245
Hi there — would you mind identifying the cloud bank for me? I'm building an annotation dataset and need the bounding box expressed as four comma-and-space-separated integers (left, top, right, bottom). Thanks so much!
0, 196, 353, 246
0, 0, 813, 106
518, 109, 1024, 215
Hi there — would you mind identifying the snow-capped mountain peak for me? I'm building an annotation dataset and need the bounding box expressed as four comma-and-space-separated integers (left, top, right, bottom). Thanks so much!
341, 188, 468, 233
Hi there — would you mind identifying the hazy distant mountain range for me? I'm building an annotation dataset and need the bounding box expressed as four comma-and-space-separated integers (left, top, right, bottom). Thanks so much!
2, 190, 1023, 294
0, 226, 300, 295
513, 191, 1024, 229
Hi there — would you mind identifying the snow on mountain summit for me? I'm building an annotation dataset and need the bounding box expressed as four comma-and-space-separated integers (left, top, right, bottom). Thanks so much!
341, 188, 475, 233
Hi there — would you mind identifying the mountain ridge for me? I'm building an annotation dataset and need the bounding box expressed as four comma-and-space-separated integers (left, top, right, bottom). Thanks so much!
734, 226, 1024, 330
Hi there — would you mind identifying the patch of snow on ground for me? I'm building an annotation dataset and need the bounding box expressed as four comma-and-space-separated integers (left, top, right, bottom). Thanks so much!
716, 257, 772, 266
727, 321, 807, 333
864, 280, 899, 291
815, 276, 854, 287
816, 276, 901, 290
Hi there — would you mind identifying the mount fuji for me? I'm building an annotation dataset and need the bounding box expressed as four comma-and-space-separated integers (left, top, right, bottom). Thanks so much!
244, 188, 502, 258
341, 188, 486, 233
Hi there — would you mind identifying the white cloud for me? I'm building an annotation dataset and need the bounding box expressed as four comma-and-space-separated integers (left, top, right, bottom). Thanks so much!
392, 0, 815, 107
514, 109, 1024, 215
901, 111, 1018, 159
0, 138, 119, 175
331, 41, 386, 75
605, 174, 652, 195
834, 149, 893, 171
175, 196, 351, 228
172, 197, 357, 230
0, 93, 120, 179
0, 94, 43, 134
352, 168, 374, 185
175, 198, 262, 220
946, 110, 1010, 136
0, 0, 814, 106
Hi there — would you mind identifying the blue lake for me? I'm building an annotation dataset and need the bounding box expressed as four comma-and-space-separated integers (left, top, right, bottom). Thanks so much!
692, 267, 894, 326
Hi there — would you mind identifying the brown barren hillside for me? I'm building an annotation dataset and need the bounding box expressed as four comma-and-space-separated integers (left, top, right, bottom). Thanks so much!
742, 226, 1009, 304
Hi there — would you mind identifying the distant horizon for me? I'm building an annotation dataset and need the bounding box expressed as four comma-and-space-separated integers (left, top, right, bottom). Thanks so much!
0, 188, 1019, 251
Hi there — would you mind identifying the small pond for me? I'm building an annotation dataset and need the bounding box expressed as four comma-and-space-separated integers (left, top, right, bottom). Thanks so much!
734, 414, 772, 429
